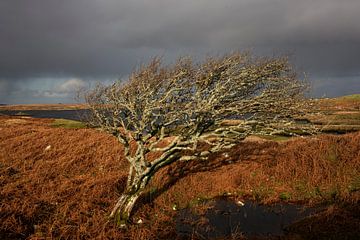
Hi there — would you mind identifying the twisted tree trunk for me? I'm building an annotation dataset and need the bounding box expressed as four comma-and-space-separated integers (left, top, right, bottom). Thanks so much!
110, 181, 144, 226
85, 53, 312, 228
110, 191, 142, 226
110, 170, 151, 226
110, 152, 181, 226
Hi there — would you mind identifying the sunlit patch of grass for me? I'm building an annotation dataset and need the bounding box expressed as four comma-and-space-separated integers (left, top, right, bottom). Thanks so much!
256, 134, 291, 141
306, 100, 360, 133
279, 192, 291, 201
316, 93, 360, 112
334, 112, 360, 121
338, 94, 360, 101
50, 118, 87, 129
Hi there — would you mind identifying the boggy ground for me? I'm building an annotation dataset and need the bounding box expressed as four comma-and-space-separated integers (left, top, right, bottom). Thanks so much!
0, 116, 359, 239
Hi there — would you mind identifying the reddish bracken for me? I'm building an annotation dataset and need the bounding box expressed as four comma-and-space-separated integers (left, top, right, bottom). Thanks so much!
0, 116, 359, 239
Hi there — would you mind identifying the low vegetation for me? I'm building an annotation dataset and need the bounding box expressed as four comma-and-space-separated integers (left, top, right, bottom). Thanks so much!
0, 115, 359, 239
50, 118, 87, 129
0, 81, 359, 238
305, 94, 360, 134
0, 104, 86, 111
315, 94, 360, 111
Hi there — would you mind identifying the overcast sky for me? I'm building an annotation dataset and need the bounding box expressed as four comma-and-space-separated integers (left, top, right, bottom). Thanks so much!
1, 0, 359, 104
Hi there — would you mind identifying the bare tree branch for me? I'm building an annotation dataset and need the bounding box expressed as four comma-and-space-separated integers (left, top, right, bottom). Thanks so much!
84, 52, 314, 226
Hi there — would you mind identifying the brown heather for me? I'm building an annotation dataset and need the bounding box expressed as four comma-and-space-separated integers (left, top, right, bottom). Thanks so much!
0, 116, 359, 239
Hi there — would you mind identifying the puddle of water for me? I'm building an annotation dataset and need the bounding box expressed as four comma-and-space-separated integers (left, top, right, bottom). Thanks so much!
176, 198, 320, 238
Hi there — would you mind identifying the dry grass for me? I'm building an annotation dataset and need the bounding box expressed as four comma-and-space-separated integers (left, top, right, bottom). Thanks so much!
150, 133, 360, 207
305, 94, 360, 135
315, 94, 360, 111
0, 104, 87, 111
0, 116, 359, 239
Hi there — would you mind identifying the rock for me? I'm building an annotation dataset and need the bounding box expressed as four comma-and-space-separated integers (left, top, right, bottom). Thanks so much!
235, 200, 245, 206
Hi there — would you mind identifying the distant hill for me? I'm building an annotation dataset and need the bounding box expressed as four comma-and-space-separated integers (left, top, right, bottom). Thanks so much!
0, 103, 86, 110
316, 93, 360, 111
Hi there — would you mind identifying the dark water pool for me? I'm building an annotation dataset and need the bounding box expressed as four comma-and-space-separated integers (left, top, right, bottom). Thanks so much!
0, 109, 90, 121
176, 198, 321, 238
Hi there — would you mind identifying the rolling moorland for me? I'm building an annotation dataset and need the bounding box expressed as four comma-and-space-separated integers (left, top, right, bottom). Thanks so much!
0, 95, 359, 239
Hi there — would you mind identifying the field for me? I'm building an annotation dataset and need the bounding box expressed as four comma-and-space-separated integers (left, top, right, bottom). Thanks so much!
308, 94, 360, 133
0, 95, 360, 239
0, 104, 87, 111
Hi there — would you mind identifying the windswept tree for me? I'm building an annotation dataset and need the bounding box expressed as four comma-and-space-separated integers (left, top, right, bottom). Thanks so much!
85, 52, 312, 225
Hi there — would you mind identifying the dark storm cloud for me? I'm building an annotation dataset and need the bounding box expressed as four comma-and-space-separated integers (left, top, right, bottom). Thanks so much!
0, 0, 359, 103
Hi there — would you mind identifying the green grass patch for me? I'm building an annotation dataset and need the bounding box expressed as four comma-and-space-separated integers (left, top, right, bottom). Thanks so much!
187, 195, 211, 208
255, 134, 291, 141
334, 112, 360, 120
279, 192, 291, 201
338, 94, 360, 101
51, 118, 87, 129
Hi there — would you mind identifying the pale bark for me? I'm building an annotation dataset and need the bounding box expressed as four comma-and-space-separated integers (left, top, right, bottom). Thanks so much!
84, 52, 315, 226
110, 192, 141, 225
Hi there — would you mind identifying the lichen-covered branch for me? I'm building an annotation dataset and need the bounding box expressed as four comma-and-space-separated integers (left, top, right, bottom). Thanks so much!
84, 52, 314, 226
